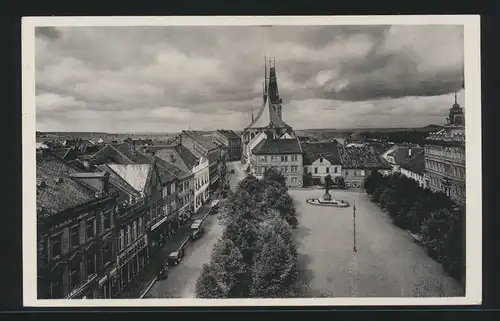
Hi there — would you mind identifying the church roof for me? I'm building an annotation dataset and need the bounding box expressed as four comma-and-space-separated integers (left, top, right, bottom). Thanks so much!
245, 62, 291, 130
252, 138, 302, 155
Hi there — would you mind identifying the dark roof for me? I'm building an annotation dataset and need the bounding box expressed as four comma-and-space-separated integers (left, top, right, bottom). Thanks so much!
154, 156, 191, 182
37, 154, 98, 216
252, 138, 302, 155
386, 147, 424, 165
400, 150, 425, 175
182, 130, 218, 150
90, 143, 152, 165
302, 142, 342, 165
155, 145, 199, 173
217, 129, 240, 140
338, 146, 391, 169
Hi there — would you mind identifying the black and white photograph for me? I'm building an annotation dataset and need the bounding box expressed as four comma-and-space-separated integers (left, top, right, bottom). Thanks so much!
22, 16, 482, 307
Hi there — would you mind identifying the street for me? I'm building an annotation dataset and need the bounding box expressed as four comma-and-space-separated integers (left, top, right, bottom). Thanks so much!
292, 189, 464, 297
144, 161, 246, 298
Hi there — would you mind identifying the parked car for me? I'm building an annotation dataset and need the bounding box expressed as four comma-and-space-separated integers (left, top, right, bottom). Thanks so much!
167, 249, 185, 266
211, 200, 220, 214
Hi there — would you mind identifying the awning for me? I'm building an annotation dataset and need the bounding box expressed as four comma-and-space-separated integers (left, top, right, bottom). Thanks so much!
151, 216, 168, 231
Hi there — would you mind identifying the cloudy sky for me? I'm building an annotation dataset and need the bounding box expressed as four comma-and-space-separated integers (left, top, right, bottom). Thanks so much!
35, 25, 464, 133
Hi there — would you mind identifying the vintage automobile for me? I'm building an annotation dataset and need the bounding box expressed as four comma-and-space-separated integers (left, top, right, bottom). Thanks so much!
210, 200, 220, 214
167, 249, 185, 266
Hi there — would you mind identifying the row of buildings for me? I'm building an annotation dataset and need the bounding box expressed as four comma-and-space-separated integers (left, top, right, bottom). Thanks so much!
240, 58, 466, 205
241, 57, 391, 189
36, 130, 233, 299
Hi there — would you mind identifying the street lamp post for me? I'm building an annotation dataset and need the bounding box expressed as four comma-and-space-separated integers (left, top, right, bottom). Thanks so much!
353, 201, 357, 253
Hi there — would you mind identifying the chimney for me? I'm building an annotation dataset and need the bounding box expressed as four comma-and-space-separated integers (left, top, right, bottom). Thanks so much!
129, 141, 136, 155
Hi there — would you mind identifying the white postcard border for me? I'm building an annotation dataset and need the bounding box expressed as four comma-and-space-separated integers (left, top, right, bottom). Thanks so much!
22, 15, 482, 307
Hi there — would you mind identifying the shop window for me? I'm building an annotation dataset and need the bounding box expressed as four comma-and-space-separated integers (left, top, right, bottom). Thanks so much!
51, 234, 62, 259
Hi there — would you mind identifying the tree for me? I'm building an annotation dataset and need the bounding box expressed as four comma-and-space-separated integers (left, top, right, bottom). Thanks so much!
336, 176, 346, 189
303, 172, 313, 187
251, 223, 297, 298
364, 170, 383, 194
195, 264, 225, 298
420, 208, 453, 259
209, 238, 252, 298
371, 186, 384, 203
262, 184, 298, 229
380, 187, 399, 216
263, 167, 287, 188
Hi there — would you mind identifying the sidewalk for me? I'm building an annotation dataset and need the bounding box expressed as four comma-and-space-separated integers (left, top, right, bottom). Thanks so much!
113, 202, 215, 299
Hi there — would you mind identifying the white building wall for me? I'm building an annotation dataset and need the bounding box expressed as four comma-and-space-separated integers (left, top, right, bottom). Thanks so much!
192, 156, 210, 213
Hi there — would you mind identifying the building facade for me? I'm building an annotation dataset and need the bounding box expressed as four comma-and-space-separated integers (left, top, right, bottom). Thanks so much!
400, 150, 425, 188
214, 129, 242, 161
37, 153, 119, 299
424, 94, 466, 204
302, 142, 342, 185
156, 143, 209, 215
251, 138, 303, 187
180, 130, 221, 196
338, 146, 392, 188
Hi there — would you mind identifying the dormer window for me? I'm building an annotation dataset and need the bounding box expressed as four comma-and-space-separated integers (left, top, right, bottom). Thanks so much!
319, 157, 324, 163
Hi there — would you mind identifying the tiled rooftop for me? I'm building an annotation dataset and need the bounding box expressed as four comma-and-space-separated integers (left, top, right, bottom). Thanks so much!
302, 142, 342, 165
252, 138, 302, 155
182, 130, 218, 150
401, 150, 425, 175
36, 154, 98, 216
107, 164, 150, 194
338, 146, 391, 169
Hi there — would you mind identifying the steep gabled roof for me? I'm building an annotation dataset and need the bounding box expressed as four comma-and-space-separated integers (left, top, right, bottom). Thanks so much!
302, 142, 342, 165
182, 130, 218, 150
155, 145, 200, 173
154, 156, 191, 182
252, 138, 302, 155
107, 164, 151, 194
338, 146, 391, 169
217, 129, 241, 140
246, 89, 291, 130
386, 147, 424, 165
36, 154, 97, 216
401, 150, 425, 175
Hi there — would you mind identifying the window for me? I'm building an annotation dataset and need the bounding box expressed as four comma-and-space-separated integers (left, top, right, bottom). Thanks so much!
320, 157, 324, 163
86, 253, 96, 276
119, 229, 124, 251
125, 225, 130, 245
281, 155, 288, 162
132, 221, 137, 241
172, 184, 176, 193
271, 156, 278, 162
314, 167, 318, 174
354, 171, 357, 176
345, 171, 349, 176
260, 156, 268, 162
102, 243, 112, 266
138, 217, 143, 235
103, 212, 111, 230
51, 274, 63, 299
361, 170, 365, 176
281, 167, 288, 172
69, 262, 80, 289
326, 167, 330, 173
334, 167, 338, 174
171, 200, 176, 210
291, 166, 298, 172
86, 219, 95, 239
51, 234, 62, 259
70, 225, 79, 247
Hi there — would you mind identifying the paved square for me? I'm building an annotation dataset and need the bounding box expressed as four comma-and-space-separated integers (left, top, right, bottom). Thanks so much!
291, 188, 464, 297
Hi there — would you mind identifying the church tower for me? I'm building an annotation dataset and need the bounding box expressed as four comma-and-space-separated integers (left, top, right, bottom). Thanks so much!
241, 57, 296, 162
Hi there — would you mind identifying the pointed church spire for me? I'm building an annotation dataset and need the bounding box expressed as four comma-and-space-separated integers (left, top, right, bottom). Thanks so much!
454, 91, 457, 105
251, 109, 254, 122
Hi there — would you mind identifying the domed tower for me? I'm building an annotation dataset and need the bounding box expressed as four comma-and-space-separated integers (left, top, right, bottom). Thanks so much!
447, 92, 465, 126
